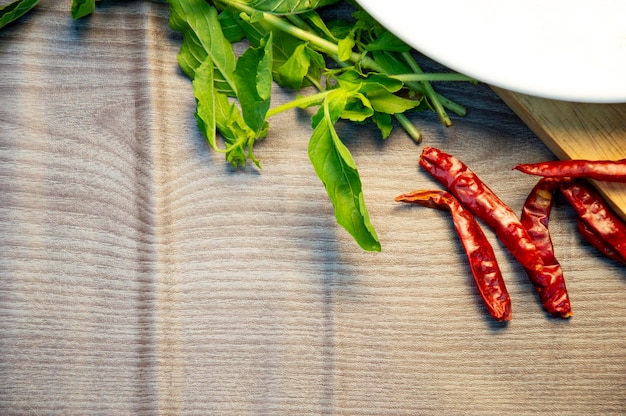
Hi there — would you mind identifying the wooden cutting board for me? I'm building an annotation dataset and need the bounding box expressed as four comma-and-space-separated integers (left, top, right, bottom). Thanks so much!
494, 87, 626, 221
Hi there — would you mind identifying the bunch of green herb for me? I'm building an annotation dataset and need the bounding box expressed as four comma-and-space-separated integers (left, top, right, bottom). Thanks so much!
1, 0, 473, 251
170, 0, 471, 251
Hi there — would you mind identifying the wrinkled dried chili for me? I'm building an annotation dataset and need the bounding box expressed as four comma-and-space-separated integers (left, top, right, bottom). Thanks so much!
521, 178, 572, 318
419, 147, 544, 272
575, 218, 626, 264
560, 180, 626, 261
396, 190, 511, 322
514, 159, 626, 182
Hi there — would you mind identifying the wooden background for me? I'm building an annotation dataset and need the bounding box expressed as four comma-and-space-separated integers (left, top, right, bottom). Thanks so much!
1, 1, 624, 414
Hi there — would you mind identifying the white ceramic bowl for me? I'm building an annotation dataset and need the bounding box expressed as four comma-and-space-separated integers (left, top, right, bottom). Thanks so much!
357, 0, 626, 103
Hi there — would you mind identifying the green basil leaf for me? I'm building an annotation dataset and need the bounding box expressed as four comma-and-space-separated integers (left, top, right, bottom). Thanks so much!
168, 0, 238, 96
365, 29, 411, 52
269, 29, 323, 89
193, 56, 218, 150
351, 9, 377, 29
334, 69, 362, 92
71, 0, 98, 20
218, 8, 245, 43
174, 27, 207, 79
234, 32, 273, 135
0, 0, 40, 29
247, 0, 341, 14
342, 92, 373, 122
370, 49, 412, 76
372, 111, 393, 139
277, 42, 311, 89
309, 90, 381, 252
359, 73, 403, 94
232, 9, 268, 48
307, 45, 325, 70
324, 17, 353, 40
367, 90, 420, 114
299, 10, 338, 41
337, 34, 354, 62
336, 70, 404, 94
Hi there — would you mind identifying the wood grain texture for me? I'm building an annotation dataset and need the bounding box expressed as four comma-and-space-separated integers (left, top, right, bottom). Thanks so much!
1, 1, 625, 415
494, 87, 626, 220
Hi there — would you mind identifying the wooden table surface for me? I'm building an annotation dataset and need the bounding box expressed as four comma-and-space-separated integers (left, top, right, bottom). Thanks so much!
1, 1, 624, 414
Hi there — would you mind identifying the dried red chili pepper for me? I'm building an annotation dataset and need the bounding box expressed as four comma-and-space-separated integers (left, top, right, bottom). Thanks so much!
396, 190, 511, 322
419, 146, 544, 272
514, 159, 626, 182
560, 180, 626, 261
575, 218, 626, 264
521, 178, 572, 318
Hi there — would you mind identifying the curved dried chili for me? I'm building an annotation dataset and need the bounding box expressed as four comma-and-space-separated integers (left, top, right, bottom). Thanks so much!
521, 178, 572, 318
560, 180, 626, 261
514, 159, 626, 182
396, 190, 511, 322
419, 146, 544, 272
